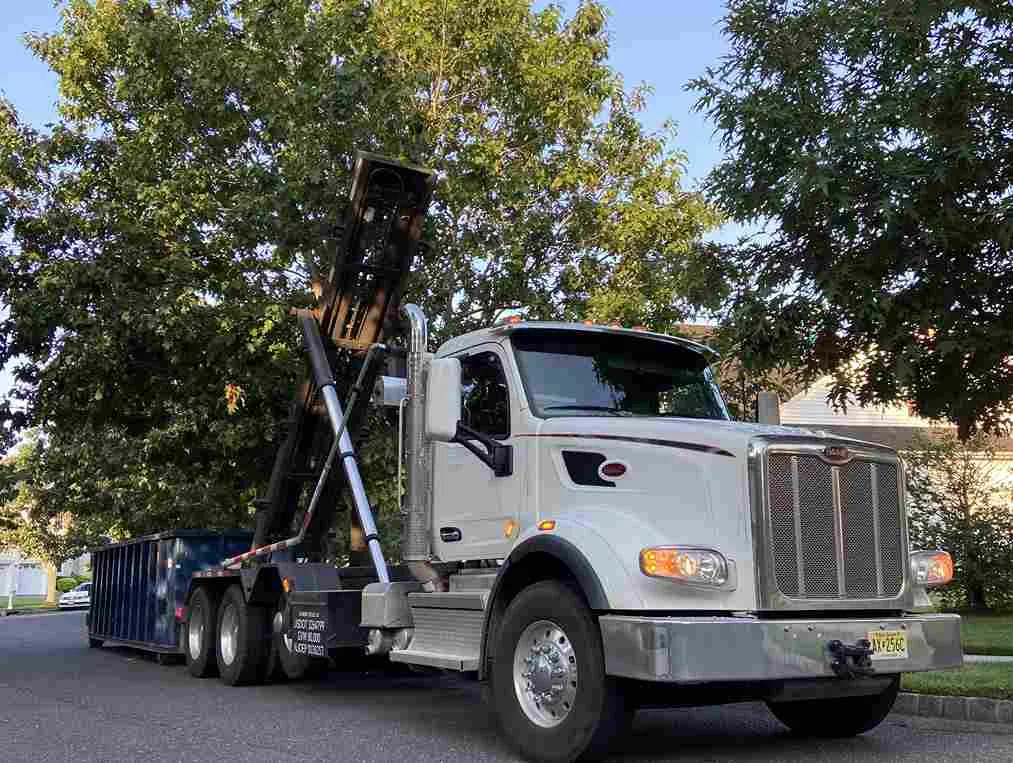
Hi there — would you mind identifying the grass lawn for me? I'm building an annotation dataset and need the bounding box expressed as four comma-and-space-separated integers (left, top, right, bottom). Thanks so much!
959, 613, 1013, 656
903, 663, 1013, 700
3, 595, 57, 611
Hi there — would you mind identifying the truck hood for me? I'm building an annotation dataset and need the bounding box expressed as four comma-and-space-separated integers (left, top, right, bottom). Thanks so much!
532, 415, 881, 460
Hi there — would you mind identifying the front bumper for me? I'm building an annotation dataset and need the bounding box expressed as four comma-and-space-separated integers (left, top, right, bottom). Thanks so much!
600, 613, 962, 683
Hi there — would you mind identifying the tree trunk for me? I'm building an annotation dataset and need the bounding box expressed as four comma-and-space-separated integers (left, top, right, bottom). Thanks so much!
967, 580, 989, 612
44, 562, 58, 605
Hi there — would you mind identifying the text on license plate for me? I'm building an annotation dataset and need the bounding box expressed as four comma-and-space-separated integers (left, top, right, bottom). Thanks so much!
869, 630, 908, 660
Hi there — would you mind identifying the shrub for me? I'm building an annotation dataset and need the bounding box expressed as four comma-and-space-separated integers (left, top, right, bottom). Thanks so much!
57, 578, 78, 593
905, 433, 1013, 611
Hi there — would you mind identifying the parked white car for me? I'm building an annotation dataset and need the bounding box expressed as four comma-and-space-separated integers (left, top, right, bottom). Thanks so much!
58, 581, 91, 609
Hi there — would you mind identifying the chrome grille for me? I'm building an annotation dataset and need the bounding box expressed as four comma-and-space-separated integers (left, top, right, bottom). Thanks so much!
768, 452, 904, 600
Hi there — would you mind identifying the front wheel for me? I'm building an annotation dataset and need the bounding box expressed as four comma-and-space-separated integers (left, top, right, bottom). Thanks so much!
766, 675, 900, 737
490, 581, 630, 763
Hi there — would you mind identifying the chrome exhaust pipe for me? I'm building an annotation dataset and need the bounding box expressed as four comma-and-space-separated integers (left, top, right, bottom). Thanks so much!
399, 303, 444, 591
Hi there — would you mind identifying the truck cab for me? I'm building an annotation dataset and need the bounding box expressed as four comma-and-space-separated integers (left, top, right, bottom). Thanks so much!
408, 317, 961, 760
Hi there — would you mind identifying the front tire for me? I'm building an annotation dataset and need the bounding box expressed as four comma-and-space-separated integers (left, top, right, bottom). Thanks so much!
185, 586, 220, 678
216, 584, 271, 686
766, 675, 900, 737
490, 581, 630, 763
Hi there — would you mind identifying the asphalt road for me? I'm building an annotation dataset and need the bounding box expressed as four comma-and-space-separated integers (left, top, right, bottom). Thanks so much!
2, 611, 1012, 763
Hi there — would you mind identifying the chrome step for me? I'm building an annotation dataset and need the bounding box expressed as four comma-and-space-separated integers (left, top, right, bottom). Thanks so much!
388, 591, 487, 671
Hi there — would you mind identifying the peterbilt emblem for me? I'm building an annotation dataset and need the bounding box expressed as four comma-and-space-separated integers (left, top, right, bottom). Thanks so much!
822, 445, 853, 464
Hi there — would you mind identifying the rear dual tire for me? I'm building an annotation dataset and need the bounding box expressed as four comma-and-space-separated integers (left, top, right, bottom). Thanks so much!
269, 595, 329, 682
216, 584, 271, 686
185, 587, 220, 678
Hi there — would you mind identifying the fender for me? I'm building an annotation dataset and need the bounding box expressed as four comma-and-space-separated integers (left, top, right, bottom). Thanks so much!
478, 532, 619, 680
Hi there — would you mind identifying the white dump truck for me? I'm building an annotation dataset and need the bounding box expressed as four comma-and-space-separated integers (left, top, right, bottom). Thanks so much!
88, 152, 962, 763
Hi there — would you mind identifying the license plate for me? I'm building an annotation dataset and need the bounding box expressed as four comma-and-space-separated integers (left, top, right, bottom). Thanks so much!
869, 630, 908, 660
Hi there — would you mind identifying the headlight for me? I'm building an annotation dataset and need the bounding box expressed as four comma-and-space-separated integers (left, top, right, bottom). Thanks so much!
639, 546, 731, 588
910, 550, 954, 586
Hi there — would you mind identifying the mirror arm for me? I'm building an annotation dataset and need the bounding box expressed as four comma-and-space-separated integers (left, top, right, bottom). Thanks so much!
453, 423, 513, 477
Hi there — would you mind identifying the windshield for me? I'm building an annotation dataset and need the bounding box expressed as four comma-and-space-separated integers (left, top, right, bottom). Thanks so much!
511, 329, 729, 420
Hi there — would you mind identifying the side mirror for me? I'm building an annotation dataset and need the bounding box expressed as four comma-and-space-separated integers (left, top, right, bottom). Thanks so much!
426, 357, 462, 442
757, 390, 781, 425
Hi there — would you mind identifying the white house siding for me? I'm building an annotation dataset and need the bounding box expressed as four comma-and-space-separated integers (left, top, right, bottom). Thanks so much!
781, 377, 935, 428
780, 377, 1013, 506
0, 555, 47, 597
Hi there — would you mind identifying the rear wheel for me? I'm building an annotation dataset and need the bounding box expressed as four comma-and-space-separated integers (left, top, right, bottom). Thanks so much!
269, 597, 329, 682
490, 581, 630, 762
216, 584, 271, 686
766, 675, 900, 737
185, 586, 220, 678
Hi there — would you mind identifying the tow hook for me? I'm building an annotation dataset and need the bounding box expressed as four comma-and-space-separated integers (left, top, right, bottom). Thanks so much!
827, 639, 875, 678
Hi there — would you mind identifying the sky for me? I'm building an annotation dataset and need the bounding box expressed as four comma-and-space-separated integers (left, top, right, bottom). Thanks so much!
0, 0, 738, 398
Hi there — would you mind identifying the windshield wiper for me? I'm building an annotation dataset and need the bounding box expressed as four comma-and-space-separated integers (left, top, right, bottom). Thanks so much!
542, 405, 630, 416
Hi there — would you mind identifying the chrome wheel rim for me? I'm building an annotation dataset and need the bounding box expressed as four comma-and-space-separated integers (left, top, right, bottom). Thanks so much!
220, 602, 239, 666
188, 607, 204, 660
513, 620, 578, 728
273, 610, 293, 653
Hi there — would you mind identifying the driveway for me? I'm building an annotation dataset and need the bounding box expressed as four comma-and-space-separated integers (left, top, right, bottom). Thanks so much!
1, 611, 1011, 762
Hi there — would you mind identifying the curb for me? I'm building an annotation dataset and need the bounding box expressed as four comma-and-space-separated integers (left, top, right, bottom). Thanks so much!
1, 607, 75, 616
896, 692, 1013, 724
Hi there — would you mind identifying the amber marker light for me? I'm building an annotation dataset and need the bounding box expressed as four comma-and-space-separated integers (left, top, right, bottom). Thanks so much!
639, 546, 730, 588
910, 550, 954, 586
537, 519, 556, 532
504, 519, 518, 538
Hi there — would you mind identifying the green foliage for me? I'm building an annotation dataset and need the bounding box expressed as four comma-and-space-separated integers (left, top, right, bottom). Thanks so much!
56, 577, 78, 593
905, 432, 1013, 611
692, 0, 1013, 438
1, 1, 722, 541
0, 434, 98, 566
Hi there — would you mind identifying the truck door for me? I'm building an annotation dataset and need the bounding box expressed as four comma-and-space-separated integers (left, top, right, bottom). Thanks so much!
431, 345, 519, 561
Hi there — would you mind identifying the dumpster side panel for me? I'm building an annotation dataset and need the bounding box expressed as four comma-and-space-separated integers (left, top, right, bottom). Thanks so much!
88, 530, 253, 654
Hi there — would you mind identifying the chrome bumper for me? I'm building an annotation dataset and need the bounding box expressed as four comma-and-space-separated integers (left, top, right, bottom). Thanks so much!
600, 613, 962, 683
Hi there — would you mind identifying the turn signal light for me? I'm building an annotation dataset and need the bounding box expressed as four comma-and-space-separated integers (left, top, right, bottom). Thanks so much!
639, 546, 730, 588
911, 550, 954, 587
537, 519, 556, 532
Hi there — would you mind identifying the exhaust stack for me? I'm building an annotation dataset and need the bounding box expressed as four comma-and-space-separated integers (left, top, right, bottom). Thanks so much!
400, 303, 444, 591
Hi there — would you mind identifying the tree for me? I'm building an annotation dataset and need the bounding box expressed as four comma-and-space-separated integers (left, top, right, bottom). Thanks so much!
905, 432, 1013, 611
0, 1, 723, 538
691, 0, 1013, 438
0, 435, 97, 602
